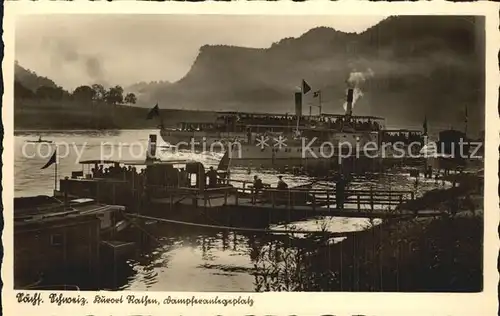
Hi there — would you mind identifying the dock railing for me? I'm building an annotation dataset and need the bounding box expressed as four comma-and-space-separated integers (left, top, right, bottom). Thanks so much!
126, 178, 415, 213
233, 184, 414, 213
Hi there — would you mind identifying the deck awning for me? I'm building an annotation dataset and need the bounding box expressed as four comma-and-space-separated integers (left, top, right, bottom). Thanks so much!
78, 159, 199, 166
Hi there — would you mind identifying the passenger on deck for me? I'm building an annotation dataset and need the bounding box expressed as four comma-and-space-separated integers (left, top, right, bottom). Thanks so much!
335, 174, 348, 210
426, 166, 433, 179
252, 175, 263, 203
207, 167, 218, 188
179, 168, 188, 187
91, 163, 99, 178
277, 176, 288, 190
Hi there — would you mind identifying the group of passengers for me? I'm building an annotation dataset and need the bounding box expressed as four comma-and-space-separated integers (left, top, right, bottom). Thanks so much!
251, 175, 288, 203
319, 117, 381, 131
179, 115, 384, 134
251, 173, 348, 209
91, 163, 145, 180
381, 132, 424, 144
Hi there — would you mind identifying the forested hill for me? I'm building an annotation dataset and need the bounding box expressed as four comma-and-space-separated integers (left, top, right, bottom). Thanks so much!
135, 16, 484, 134
14, 16, 484, 134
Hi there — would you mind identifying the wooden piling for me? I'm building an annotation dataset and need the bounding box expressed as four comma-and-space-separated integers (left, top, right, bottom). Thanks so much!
326, 191, 330, 211
370, 187, 374, 212
271, 191, 275, 209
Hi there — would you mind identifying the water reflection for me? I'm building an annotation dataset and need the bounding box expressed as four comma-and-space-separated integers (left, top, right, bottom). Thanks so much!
14, 130, 454, 291
100, 215, 380, 292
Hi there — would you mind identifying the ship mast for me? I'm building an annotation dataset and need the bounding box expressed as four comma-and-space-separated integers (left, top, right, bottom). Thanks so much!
294, 90, 302, 138
464, 104, 468, 137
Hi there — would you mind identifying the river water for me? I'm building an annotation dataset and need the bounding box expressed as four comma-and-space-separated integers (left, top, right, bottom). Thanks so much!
14, 129, 451, 291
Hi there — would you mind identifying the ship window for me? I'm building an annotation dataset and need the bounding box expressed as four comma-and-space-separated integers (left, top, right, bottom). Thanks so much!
50, 234, 64, 246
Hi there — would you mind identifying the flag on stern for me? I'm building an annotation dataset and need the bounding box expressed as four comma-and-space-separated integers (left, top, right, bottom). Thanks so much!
41, 149, 57, 169
146, 103, 160, 120
464, 105, 468, 123
217, 150, 231, 171
313, 90, 321, 98
302, 80, 311, 95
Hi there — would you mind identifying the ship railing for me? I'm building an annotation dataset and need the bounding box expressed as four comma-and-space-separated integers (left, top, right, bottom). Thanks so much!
146, 184, 238, 207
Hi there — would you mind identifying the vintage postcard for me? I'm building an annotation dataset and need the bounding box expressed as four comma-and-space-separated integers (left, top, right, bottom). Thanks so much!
2, 1, 499, 315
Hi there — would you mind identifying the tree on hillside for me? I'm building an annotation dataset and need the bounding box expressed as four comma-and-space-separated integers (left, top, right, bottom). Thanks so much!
106, 85, 124, 105
91, 84, 107, 102
15, 63, 58, 91
35, 85, 65, 100
14, 80, 35, 99
124, 93, 137, 104
73, 85, 95, 102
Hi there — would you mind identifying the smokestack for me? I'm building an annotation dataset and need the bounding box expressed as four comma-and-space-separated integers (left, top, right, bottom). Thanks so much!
146, 134, 157, 160
294, 92, 302, 118
346, 88, 354, 116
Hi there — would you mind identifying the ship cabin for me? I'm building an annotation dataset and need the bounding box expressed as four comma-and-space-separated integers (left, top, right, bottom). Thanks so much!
171, 111, 391, 135
14, 195, 126, 288
57, 158, 231, 206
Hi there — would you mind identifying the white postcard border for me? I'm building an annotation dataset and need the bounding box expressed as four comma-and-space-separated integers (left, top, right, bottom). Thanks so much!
2, 1, 499, 315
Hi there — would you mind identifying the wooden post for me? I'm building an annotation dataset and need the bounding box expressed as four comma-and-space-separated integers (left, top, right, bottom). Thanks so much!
388, 191, 391, 211
312, 193, 316, 212
271, 191, 275, 209
357, 194, 361, 211
326, 190, 330, 211
411, 192, 415, 201
234, 188, 239, 206
288, 191, 291, 223
203, 191, 207, 208
370, 187, 374, 212
224, 189, 228, 205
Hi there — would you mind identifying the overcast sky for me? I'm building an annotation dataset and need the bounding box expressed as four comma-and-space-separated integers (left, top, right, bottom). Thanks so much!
16, 15, 386, 90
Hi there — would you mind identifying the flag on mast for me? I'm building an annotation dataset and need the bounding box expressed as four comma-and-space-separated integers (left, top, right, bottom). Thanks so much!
146, 103, 160, 120
41, 149, 57, 169
313, 90, 321, 98
464, 105, 468, 123
302, 80, 311, 95
423, 116, 428, 135
41, 148, 58, 190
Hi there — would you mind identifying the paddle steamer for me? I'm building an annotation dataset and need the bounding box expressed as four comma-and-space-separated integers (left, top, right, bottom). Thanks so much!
159, 87, 426, 171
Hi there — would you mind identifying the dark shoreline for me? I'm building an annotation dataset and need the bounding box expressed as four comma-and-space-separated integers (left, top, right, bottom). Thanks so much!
255, 174, 484, 292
